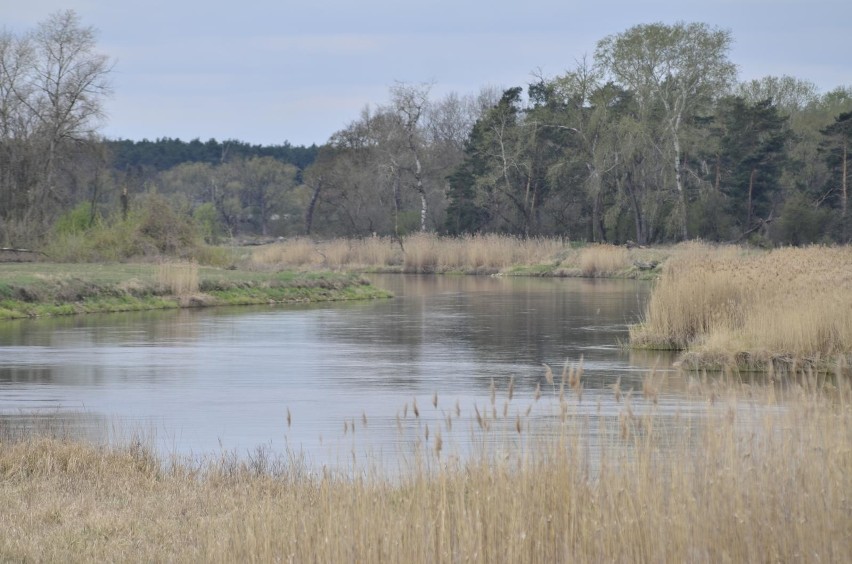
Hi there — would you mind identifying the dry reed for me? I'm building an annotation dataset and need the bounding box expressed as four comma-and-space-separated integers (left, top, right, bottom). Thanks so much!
156, 261, 199, 296
251, 237, 400, 269
578, 244, 629, 276
250, 234, 566, 273
631, 244, 852, 370
1, 373, 849, 562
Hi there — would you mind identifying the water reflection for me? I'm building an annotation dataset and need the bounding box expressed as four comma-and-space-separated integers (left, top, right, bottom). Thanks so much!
0, 410, 110, 443
0, 274, 691, 463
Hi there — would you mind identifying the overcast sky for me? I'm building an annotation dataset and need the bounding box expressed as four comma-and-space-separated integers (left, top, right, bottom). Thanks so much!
5, 1, 851, 146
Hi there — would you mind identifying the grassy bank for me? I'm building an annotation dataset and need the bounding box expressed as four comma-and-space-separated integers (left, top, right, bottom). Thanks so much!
250, 234, 671, 278
0, 262, 390, 320
630, 244, 852, 372
1, 373, 849, 562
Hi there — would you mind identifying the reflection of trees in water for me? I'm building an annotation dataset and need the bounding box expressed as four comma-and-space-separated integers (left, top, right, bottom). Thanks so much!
0, 410, 109, 444
0, 309, 213, 387
319, 275, 656, 391
0, 308, 205, 348
0, 366, 55, 384
0, 364, 168, 387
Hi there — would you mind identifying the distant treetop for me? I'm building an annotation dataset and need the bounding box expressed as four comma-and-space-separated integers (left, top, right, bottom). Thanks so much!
105, 137, 318, 171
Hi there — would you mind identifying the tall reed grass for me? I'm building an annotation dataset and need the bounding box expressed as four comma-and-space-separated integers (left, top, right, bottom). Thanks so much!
249, 234, 677, 277
631, 244, 852, 370
251, 237, 399, 269
578, 243, 629, 276
156, 261, 199, 296
251, 234, 567, 273
1, 371, 849, 562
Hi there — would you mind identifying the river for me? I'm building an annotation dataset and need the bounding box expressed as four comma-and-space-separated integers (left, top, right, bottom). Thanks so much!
0, 274, 693, 466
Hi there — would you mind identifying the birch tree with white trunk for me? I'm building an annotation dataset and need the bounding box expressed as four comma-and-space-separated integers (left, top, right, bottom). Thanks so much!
390, 82, 431, 232
596, 22, 735, 240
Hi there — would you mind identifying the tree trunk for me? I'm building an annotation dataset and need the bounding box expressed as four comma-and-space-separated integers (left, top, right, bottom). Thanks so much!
671, 128, 688, 240
304, 178, 322, 235
623, 172, 645, 245
410, 142, 427, 232
392, 174, 402, 239
593, 185, 606, 242
521, 175, 534, 237
587, 162, 607, 243
120, 187, 129, 221
88, 168, 100, 227
747, 167, 756, 227
842, 140, 848, 217
715, 154, 721, 192
259, 193, 268, 236
418, 190, 427, 232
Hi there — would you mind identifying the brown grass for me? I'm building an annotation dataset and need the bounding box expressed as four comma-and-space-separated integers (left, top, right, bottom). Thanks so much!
251, 237, 399, 269
251, 235, 703, 278
578, 244, 629, 276
156, 261, 199, 296
631, 244, 852, 370
252, 234, 569, 274
1, 372, 850, 562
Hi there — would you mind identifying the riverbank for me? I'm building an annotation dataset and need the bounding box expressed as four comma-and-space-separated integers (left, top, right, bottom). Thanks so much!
630, 245, 852, 373
249, 234, 670, 278
0, 263, 390, 320
1, 375, 848, 562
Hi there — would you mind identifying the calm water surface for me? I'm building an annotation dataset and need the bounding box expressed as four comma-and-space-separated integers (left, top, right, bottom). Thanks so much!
0, 275, 694, 464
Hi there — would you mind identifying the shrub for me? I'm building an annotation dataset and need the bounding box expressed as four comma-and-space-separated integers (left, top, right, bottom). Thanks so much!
53, 202, 101, 235
136, 194, 200, 255
42, 193, 220, 263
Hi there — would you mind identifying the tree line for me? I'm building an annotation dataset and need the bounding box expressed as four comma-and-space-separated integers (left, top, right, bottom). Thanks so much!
305, 23, 851, 245
1, 13, 850, 248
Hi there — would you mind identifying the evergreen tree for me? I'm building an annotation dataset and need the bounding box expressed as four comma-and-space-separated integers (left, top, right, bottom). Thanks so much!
714, 97, 790, 238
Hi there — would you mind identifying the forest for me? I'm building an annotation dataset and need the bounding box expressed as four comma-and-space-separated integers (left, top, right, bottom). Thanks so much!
1, 13, 850, 250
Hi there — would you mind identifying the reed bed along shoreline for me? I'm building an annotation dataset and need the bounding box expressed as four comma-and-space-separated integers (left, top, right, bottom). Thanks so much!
630, 244, 852, 372
1, 370, 850, 562
249, 234, 667, 278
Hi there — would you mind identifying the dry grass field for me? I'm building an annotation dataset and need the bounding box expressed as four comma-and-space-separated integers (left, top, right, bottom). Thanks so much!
1, 370, 849, 562
630, 244, 852, 371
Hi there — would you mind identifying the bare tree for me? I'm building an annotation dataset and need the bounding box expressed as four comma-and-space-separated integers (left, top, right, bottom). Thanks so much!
390, 82, 431, 232
0, 10, 112, 241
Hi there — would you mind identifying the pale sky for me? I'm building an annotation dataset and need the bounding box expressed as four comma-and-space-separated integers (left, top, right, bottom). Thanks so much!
4, 1, 851, 146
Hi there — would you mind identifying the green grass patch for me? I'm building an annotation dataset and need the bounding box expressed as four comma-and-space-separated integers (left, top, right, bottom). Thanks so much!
0, 263, 391, 320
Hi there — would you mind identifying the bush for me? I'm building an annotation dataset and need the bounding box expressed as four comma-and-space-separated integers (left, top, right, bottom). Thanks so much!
137, 194, 200, 255
42, 193, 232, 264
770, 191, 834, 245
193, 202, 224, 244
53, 202, 101, 235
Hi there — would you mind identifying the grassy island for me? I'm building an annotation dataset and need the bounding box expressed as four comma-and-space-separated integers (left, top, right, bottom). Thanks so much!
0, 262, 390, 320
